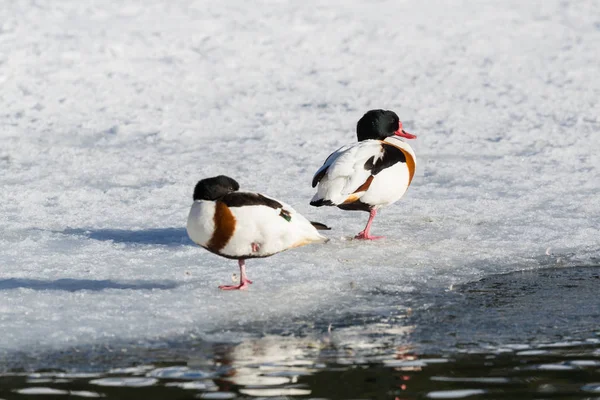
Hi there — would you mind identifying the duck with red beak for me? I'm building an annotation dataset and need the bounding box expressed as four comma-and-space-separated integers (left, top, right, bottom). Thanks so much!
310, 109, 417, 240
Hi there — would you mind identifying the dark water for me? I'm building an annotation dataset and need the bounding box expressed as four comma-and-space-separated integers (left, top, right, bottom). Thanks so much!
1, 266, 599, 399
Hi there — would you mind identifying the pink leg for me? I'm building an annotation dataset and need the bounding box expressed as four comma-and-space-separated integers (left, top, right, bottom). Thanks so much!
355, 209, 384, 240
219, 259, 254, 290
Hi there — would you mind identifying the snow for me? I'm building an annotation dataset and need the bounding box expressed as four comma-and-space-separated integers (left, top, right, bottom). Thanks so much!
1, 0, 599, 357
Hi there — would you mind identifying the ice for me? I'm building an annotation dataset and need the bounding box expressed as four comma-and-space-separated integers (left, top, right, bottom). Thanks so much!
1, 0, 600, 357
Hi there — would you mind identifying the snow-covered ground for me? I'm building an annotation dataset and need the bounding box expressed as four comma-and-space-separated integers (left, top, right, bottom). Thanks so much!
1, 0, 599, 355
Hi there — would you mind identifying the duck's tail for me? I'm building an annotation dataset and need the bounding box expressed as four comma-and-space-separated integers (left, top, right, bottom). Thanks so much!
310, 221, 331, 230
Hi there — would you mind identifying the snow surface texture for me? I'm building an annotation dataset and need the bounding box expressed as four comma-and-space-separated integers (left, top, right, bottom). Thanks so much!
1, 0, 599, 354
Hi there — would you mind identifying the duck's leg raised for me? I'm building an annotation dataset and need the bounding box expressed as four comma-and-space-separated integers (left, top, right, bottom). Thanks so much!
355, 209, 384, 240
219, 259, 253, 290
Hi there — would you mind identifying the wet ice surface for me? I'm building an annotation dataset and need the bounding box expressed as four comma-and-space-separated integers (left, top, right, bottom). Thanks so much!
1, 0, 600, 398
411, 265, 600, 352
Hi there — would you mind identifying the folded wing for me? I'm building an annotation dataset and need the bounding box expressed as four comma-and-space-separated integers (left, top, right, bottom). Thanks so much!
311, 140, 411, 208
311, 140, 384, 206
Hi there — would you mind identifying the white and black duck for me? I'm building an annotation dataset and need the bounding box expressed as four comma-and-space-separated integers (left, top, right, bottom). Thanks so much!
187, 175, 329, 290
311, 109, 417, 240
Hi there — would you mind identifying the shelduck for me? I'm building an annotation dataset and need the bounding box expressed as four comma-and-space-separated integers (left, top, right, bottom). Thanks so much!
187, 175, 329, 290
310, 109, 417, 240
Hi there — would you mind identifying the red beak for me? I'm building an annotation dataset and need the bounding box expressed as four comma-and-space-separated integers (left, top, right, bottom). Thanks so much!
395, 129, 417, 139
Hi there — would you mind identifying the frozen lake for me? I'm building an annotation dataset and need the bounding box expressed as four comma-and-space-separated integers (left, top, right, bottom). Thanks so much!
1, 0, 599, 396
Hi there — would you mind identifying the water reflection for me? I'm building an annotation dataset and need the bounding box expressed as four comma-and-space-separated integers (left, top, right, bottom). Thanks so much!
212, 335, 325, 396
1, 336, 600, 399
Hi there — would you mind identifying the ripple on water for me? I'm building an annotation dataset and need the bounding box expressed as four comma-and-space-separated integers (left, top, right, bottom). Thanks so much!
89, 377, 158, 387
146, 366, 214, 380
581, 383, 600, 393
15, 387, 104, 397
515, 350, 549, 356
430, 376, 510, 384
15, 387, 69, 395
28, 372, 102, 379
165, 380, 217, 390
567, 360, 600, 367
384, 358, 450, 368
525, 363, 574, 371
239, 387, 312, 397
70, 391, 104, 398
426, 389, 486, 399
198, 392, 237, 399
108, 365, 155, 375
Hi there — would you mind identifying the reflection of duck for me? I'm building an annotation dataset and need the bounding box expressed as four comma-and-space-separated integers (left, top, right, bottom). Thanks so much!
391, 345, 422, 398
212, 336, 319, 396
311, 110, 417, 239
205, 323, 419, 397
186, 175, 329, 290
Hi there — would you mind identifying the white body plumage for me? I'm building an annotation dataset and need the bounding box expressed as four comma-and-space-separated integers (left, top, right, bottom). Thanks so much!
187, 194, 327, 259
311, 136, 416, 209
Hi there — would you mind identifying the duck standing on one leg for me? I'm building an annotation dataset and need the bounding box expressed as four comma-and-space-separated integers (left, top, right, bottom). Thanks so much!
310, 109, 417, 240
186, 175, 329, 290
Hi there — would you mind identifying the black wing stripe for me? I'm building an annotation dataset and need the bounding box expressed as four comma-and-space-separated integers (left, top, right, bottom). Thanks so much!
367, 143, 406, 175
221, 192, 283, 210
364, 156, 375, 170
310, 221, 331, 230
312, 166, 329, 188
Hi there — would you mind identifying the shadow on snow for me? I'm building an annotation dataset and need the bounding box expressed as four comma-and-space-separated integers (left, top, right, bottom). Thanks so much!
61, 227, 194, 247
0, 278, 179, 292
